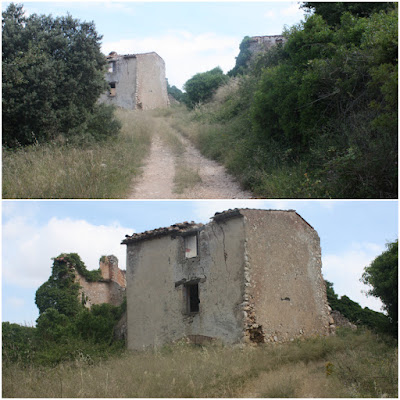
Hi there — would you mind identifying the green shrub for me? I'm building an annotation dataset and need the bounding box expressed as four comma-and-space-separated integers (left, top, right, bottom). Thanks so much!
183, 67, 228, 108
2, 4, 111, 147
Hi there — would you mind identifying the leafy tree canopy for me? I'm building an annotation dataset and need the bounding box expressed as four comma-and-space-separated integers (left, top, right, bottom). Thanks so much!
301, 2, 395, 26
2, 3, 110, 147
183, 67, 228, 108
361, 240, 398, 333
228, 36, 253, 77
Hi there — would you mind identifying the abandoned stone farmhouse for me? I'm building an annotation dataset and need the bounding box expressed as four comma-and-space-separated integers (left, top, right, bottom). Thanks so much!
98, 51, 169, 110
122, 209, 332, 350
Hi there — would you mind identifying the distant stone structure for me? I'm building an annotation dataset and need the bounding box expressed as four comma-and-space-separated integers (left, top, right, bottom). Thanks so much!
248, 35, 286, 57
122, 209, 332, 350
99, 51, 169, 110
75, 255, 126, 308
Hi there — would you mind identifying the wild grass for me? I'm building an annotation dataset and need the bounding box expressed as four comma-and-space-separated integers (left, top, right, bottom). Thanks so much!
2, 109, 153, 199
3, 329, 397, 398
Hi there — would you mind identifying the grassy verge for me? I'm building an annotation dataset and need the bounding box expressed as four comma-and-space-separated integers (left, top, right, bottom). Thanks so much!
3, 329, 397, 398
2, 109, 153, 199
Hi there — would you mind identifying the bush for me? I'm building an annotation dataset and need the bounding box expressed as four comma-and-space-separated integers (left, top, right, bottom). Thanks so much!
183, 67, 228, 108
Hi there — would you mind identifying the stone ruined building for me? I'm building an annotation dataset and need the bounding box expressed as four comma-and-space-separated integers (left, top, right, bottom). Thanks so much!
99, 51, 169, 110
247, 35, 287, 56
74, 255, 126, 308
122, 209, 333, 350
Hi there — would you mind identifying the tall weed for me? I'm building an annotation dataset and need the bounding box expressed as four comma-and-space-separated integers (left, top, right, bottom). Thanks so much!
3, 330, 397, 398
2, 109, 153, 198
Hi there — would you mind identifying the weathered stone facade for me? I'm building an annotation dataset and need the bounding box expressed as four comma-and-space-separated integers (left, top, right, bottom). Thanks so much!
248, 35, 286, 57
75, 255, 126, 308
122, 209, 331, 350
99, 51, 169, 110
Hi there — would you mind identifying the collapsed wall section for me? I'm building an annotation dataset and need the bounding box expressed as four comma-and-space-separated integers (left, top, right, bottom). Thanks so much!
75, 255, 126, 308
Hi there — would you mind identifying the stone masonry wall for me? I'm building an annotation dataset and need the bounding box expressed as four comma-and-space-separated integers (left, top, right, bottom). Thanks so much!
239, 210, 331, 343
99, 52, 169, 110
248, 35, 286, 57
124, 218, 245, 350
123, 209, 331, 349
136, 52, 169, 110
75, 255, 126, 309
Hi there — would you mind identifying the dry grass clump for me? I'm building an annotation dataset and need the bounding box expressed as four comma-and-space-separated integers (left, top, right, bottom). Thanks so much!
3, 109, 154, 198
3, 330, 397, 398
212, 77, 240, 104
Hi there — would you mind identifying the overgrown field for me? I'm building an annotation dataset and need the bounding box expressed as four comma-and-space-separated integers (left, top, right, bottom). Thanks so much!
2, 329, 397, 398
2, 110, 153, 199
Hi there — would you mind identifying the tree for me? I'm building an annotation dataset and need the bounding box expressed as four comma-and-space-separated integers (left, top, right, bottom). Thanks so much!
361, 240, 398, 334
183, 67, 228, 108
167, 80, 185, 102
228, 36, 252, 77
2, 3, 110, 147
301, 2, 395, 26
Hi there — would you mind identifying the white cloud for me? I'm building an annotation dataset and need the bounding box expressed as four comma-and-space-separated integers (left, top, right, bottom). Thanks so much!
102, 30, 240, 89
322, 242, 386, 312
2, 216, 132, 289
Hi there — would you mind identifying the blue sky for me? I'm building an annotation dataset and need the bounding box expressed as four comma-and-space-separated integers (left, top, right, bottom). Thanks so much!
2, 200, 398, 325
2, 1, 307, 89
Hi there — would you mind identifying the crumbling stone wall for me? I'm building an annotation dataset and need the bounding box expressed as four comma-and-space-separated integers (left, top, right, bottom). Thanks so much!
123, 209, 331, 350
75, 255, 126, 308
238, 209, 331, 343
248, 35, 286, 57
123, 219, 245, 350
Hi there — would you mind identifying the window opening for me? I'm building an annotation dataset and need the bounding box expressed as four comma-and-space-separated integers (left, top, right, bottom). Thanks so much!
109, 82, 116, 97
185, 283, 200, 313
108, 61, 116, 73
185, 234, 198, 258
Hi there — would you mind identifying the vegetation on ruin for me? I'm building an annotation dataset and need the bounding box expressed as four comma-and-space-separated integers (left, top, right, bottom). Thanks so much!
177, 2, 397, 198
2, 253, 127, 366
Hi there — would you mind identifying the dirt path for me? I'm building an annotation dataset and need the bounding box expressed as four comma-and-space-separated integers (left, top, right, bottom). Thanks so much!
129, 135, 176, 199
128, 123, 253, 199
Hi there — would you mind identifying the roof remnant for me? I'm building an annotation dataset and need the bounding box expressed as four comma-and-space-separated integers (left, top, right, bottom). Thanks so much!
122, 221, 204, 244
122, 209, 315, 245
